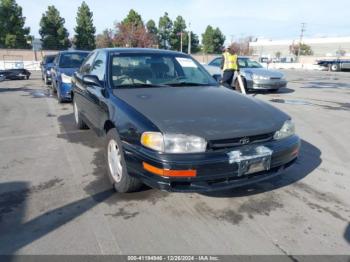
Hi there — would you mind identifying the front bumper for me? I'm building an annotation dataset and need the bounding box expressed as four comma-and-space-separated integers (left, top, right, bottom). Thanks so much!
58, 82, 72, 100
123, 135, 300, 192
247, 79, 287, 90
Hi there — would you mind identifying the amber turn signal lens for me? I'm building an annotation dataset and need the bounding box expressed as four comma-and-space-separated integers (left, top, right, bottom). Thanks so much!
143, 162, 197, 177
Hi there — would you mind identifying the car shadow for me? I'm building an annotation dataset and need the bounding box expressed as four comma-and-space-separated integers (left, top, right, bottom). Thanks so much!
201, 139, 321, 198
249, 87, 295, 97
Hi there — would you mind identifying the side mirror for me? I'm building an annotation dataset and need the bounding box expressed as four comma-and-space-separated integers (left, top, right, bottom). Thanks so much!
83, 75, 101, 87
212, 74, 222, 83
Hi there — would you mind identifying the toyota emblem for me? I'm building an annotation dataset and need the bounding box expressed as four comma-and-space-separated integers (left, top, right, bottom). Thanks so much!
239, 137, 250, 145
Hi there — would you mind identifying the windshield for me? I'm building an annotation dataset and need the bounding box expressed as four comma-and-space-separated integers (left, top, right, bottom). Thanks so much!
59, 52, 89, 68
44, 55, 55, 64
110, 53, 217, 88
238, 58, 263, 68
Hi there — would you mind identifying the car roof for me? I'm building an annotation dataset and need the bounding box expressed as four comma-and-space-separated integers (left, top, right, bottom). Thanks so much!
58, 50, 90, 54
213, 56, 250, 59
99, 48, 186, 56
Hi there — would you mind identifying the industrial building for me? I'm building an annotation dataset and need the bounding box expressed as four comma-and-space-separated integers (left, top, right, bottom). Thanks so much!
249, 36, 350, 58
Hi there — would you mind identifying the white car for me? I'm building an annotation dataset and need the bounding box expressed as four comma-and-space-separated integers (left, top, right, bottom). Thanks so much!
204, 56, 287, 92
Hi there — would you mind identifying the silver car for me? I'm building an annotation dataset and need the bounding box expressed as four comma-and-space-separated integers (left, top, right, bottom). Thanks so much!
204, 56, 287, 92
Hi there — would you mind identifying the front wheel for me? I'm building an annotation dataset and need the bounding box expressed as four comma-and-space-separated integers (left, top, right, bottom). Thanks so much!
105, 128, 142, 193
57, 85, 63, 103
73, 98, 88, 129
330, 63, 340, 71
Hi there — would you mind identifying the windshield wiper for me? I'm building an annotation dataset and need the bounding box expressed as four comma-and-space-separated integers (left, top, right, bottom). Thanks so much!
113, 83, 170, 88
165, 81, 212, 87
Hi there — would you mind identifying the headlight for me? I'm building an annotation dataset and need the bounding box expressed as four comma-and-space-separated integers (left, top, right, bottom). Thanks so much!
61, 73, 72, 83
141, 132, 207, 153
274, 120, 295, 140
252, 74, 269, 80
46, 70, 51, 75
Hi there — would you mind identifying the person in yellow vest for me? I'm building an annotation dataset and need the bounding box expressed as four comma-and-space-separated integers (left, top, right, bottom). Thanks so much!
220, 45, 240, 89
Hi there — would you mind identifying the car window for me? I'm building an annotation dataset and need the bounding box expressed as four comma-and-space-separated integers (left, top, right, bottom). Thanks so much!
44, 55, 55, 64
58, 52, 89, 68
80, 52, 97, 74
53, 55, 59, 66
238, 58, 263, 68
209, 58, 221, 67
90, 52, 106, 81
110, 53, 217, 88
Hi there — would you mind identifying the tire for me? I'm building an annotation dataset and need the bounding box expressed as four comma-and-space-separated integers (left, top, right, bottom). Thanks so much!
105, 128, 142, 193
44, 75, 49, 85
57, 86, 63, 103
330, 63, 340, 72
73, 98, 88, 129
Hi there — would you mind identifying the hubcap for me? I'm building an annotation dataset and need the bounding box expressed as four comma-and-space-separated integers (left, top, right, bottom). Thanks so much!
107, 139, 123, 183
73, 101, 79, 124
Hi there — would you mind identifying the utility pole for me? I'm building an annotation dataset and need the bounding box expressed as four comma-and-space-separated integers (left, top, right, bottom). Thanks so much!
178, 31, 183, 52
188, 22, 191, 54
297, 22, 306, 62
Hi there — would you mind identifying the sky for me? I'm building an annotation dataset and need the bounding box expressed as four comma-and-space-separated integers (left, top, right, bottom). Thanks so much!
17, 0, 350, 43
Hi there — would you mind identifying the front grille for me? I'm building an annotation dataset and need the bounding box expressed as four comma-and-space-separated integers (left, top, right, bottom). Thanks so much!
208, 132, 274, 151
270, 77, 281, 80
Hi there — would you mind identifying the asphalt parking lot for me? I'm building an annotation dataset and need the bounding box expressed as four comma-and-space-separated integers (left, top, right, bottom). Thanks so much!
0, 70, 349, 255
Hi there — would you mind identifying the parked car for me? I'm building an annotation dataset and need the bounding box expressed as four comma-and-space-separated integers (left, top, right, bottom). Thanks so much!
0, 73, 5, 82
51, 50, 90, 102
204, 57, 287, 92
72, 48, 300, 193
40, 54, 56, 84
316, 59, 350, 71
0, 68, 31, 80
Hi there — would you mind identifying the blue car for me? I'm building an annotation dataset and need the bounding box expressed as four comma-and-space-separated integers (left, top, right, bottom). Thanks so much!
40, 54, 56, 85
51, 51, 90, 102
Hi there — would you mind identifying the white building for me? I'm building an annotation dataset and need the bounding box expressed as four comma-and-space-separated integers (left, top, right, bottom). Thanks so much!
249, 36, 350, 57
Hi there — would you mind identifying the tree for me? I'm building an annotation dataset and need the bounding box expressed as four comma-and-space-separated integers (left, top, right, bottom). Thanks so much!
113, 22, 156, 48
39, 5, 70, 50
146, 19, 157, 35
95, 29, 114, 48
0, 0, 30, 48
146, 19, 158, 46
74, 1, 96, 50
114, 10, 156, 48
158, 12, 172, 49
202, 25, 225, 54
289, 43, 313, 56
122, 9, 143, 28
229, 36, 253, 56
169, 15, 186, 51
275, 51, 282, 59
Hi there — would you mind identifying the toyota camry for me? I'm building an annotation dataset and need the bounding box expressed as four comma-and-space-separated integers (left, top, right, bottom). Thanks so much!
72, 48, 300, 193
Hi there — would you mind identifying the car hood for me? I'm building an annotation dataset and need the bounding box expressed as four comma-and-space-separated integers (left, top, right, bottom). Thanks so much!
58, 68, 77, 76
242, 68, 284, 78
114, 86, 289, 140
